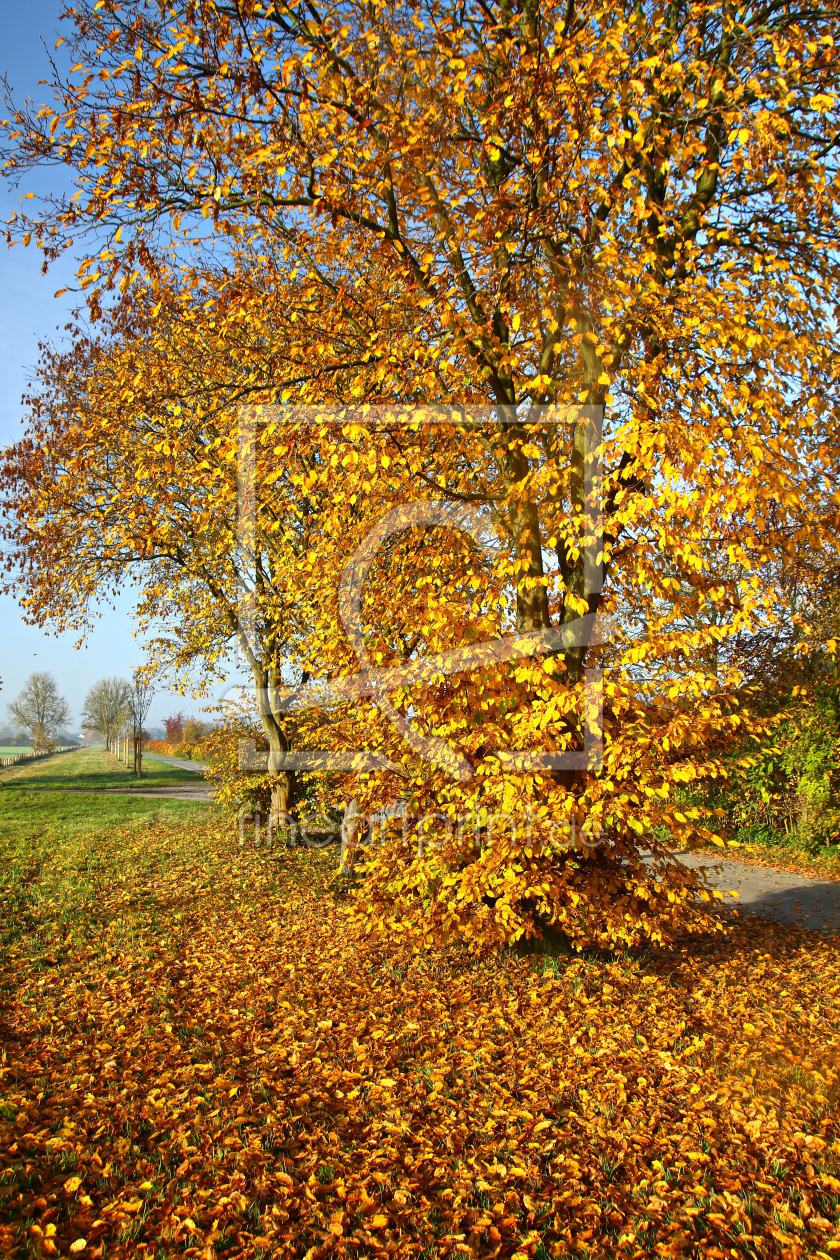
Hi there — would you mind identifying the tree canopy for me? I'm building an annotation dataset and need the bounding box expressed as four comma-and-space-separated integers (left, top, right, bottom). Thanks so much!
81, 676, 131, 751
7, 671, 71, 751
1, 0, 839, 950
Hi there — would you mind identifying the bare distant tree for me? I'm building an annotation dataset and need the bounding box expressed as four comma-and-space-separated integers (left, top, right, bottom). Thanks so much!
128, 671, 155, 776
7, 671, 70, 752
81, 676, 131, 752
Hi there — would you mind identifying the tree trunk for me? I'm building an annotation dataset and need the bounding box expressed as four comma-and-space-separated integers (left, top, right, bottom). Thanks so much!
251, 662, 296, 835
495, 418, 598, 792
267, 745, 293, 832
339, 797, 362, 876
497, 439, 552, 633
510, 919, 575, 958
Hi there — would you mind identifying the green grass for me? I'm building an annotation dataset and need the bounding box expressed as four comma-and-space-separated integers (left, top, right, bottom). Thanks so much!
0, 789, 215, 959
0, 745, 34, 757
0, 745, 203, 790
0, 786, 209, 844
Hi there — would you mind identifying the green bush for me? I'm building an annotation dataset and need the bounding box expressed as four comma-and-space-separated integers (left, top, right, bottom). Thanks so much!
709, 688, 839, 850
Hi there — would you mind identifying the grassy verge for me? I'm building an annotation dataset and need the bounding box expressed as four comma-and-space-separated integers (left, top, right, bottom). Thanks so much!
0, 803, 838, 1258
0, 746, 202, 790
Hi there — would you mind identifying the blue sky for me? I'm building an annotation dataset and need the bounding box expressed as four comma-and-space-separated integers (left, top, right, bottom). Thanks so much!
0, 0, 249, 733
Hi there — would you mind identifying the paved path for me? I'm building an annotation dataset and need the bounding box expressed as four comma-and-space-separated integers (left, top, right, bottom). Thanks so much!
669, 852, 840, 934
142, 753, 209, 773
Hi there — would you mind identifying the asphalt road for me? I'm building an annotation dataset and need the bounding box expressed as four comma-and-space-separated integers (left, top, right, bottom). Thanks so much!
142, 752, 210, 773
669, 852, 840, 934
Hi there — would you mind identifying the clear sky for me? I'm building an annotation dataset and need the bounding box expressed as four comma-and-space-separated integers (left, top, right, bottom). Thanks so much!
0, 0, 250, 734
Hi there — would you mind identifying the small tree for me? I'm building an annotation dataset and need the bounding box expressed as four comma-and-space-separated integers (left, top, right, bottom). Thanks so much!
163, 712, 186, 744
7, 671, 70, 753
182, 717, 211, 745
81, 676, 130, 752
128, 671, 155, 776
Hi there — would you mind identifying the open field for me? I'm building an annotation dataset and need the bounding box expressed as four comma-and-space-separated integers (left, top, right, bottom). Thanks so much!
0, 806, 838, 1258
0, 746, 203, 791
0, 748, 33, 759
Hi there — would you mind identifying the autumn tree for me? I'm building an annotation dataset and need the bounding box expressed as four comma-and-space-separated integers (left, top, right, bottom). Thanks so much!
182, 717, 212, 744
163, 712, 186, 743
7, 671, 71, 752
2, 0, 840, 948
81, 676, 130, 752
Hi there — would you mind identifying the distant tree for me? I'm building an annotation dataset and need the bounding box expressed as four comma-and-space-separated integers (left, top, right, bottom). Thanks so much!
163, 712, 186, 744
81, 676, 131, 752
182, 717, 212, 745
7, 672, 70, 752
